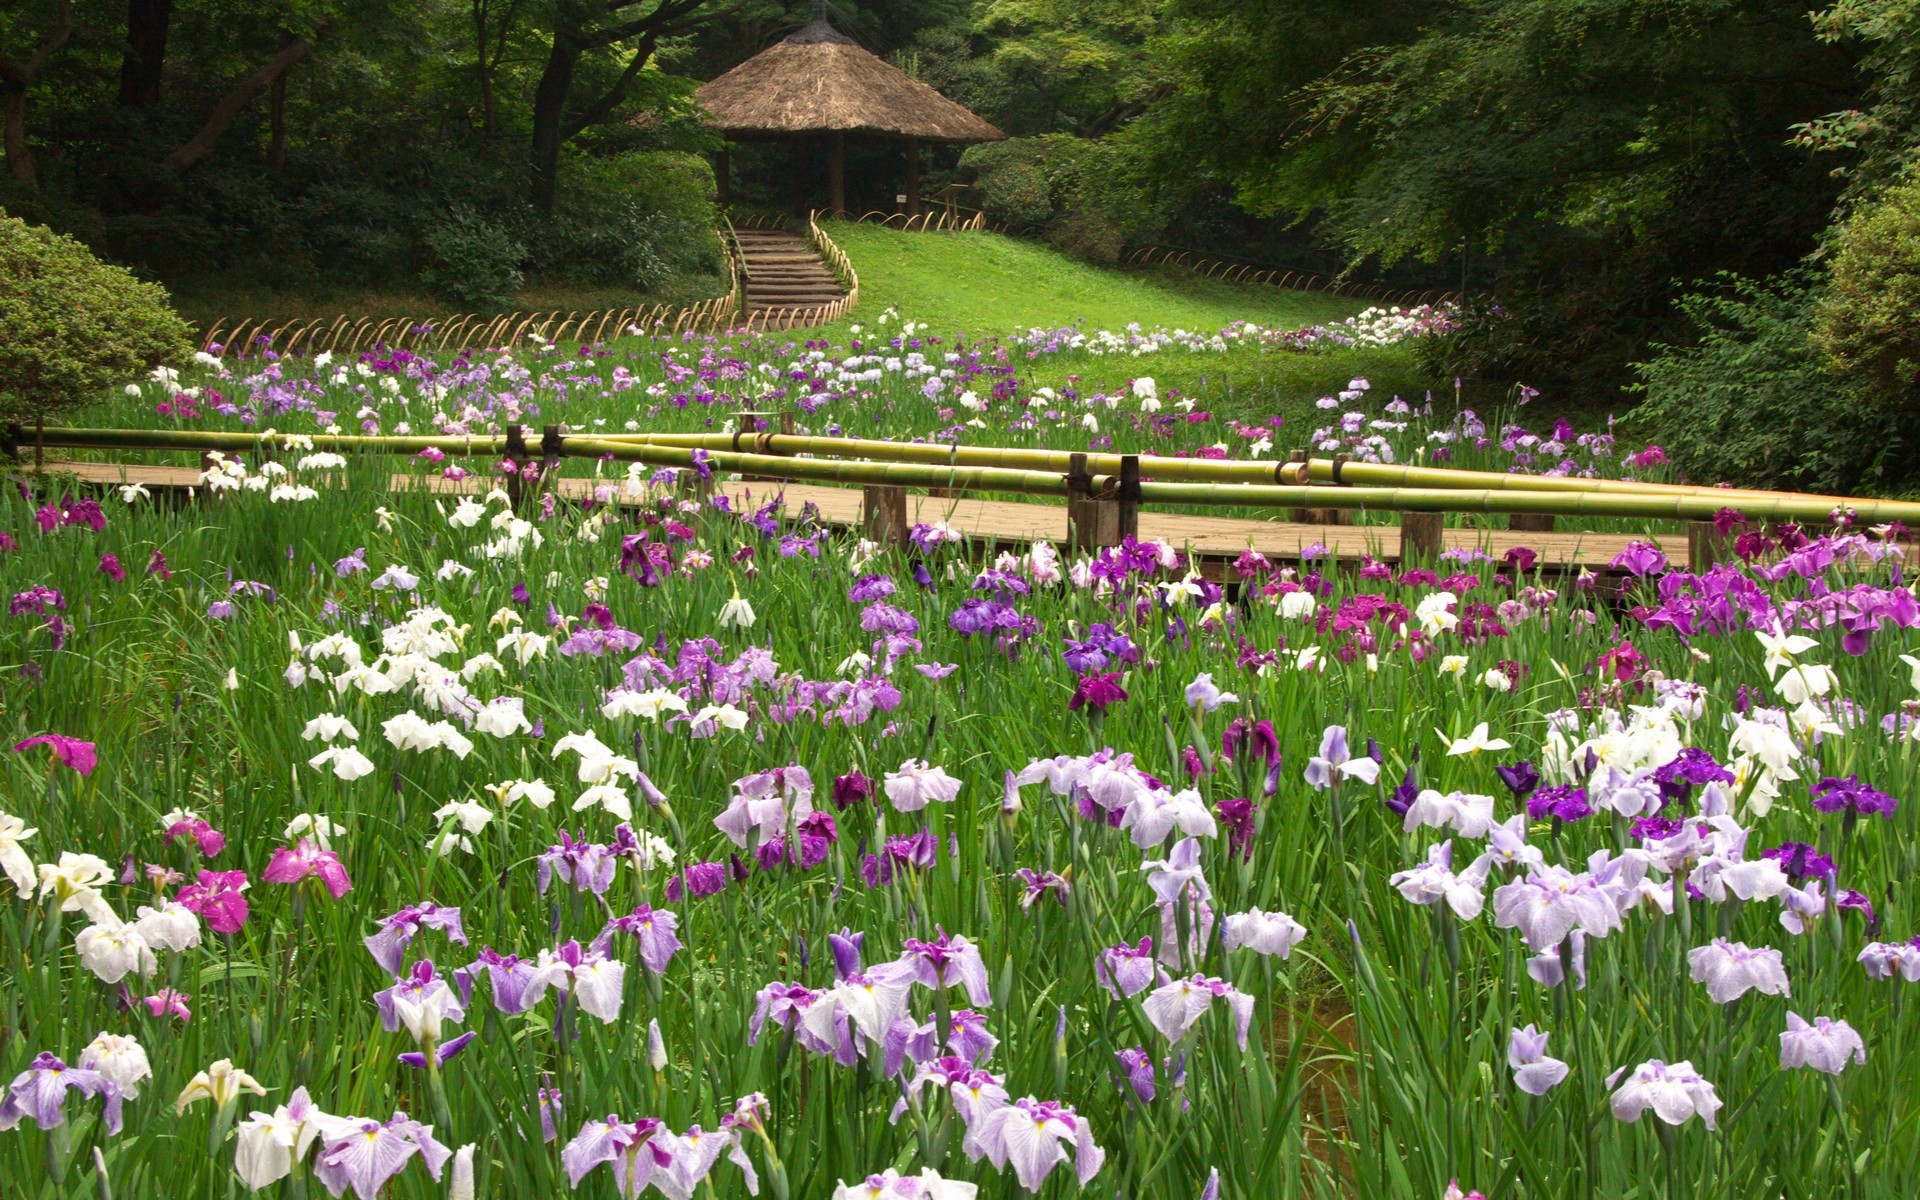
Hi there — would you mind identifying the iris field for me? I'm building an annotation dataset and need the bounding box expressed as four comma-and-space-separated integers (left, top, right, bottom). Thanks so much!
2, 307, 1916, 1200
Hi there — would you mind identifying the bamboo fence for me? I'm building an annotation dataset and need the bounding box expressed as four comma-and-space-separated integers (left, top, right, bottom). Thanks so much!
1124, 245, 1459, 308
22, 425, 1920, 529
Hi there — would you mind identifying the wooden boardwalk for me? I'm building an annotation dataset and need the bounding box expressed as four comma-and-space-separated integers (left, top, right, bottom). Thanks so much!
29, 459, 1666, 571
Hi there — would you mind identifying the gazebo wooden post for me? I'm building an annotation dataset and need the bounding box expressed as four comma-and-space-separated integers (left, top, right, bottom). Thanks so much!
905, 137, 921, 217
829, 130, 847, 216
715, 149, 731, 207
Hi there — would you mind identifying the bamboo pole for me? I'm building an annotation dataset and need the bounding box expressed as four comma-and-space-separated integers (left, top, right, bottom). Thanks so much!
1303, 459, 1875, 509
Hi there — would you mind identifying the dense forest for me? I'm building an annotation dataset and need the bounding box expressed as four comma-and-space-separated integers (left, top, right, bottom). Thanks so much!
4, 0, 1920, 483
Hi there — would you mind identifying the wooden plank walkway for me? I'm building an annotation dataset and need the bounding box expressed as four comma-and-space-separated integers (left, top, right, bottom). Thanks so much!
29, 460, 1666, 571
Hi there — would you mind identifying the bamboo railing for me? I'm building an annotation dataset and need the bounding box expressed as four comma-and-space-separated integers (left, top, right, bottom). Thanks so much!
21, 425, 1920, 530
1124, 245, 1460, 308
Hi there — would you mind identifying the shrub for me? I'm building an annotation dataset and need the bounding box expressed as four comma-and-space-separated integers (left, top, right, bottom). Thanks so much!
420, 205, 527, 308
1631, 274, 1920, 493
0, 212, 193, 422
539, 151, 722, 291
1813, 177, 1920, 411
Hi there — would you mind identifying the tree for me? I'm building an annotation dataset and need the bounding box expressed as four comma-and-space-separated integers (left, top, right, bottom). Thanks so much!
0, 0, 72, 187
526, 0, 726, 212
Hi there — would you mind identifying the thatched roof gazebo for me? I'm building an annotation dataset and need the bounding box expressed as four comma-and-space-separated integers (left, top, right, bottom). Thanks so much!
693, 1, 1004, 216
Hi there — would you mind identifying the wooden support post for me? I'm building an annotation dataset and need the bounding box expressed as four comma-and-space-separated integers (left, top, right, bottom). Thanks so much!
829, 131, 846, 217
1117, 454, 1141, 541
779, 411, 795, 436
1508, 513, 1556, 533
540, 424, 564, 478
1401, 511, 1445, 563
863, 484, 908, 547
1067, 452, 1119, 551
905, 137, 921, 218
1688, 521, 1728, 571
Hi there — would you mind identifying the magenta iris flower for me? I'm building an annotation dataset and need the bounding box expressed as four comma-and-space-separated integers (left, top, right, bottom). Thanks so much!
1069, 672, 1127, 713
262, 839, 352, 898
13, 734, 98, 777
177, 869, 251, 933
164, 819, 226, 859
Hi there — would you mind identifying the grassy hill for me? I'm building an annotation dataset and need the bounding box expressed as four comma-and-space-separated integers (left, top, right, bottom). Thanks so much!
817, 222, 1369, 338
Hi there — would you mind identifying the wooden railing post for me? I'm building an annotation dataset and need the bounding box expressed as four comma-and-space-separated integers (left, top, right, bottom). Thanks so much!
1401, 511, 1444, 562
1117, 455, 1141, 541
1688, 521, 1728, 571
863, 485, 909, 547
1067, 452, 1119, 551
1509, 513, 1555, 533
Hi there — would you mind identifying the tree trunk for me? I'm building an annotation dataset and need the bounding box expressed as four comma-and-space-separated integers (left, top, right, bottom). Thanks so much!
268, 58, 288, 172
163, 35, 312, 172
2, 84, 33, 186
117, 0, 173, 109
528, 30, 581, 212
0, 0, 74, 187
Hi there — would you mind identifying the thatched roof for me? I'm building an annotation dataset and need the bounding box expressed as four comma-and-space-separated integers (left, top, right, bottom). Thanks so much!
692, 17, 1005, 144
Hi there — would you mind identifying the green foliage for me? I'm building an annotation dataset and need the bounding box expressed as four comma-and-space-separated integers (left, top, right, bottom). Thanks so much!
1812, 177, 1920, 410
960, 135, 1162, 261
1632, 275, 1920, 492
1795, 0, 1920, 192
0, 212, 192, 421
421, 205, 527, 308
542, 151, 722, 290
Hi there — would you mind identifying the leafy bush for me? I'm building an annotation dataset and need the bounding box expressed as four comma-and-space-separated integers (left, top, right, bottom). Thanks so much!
961, 136, 1164, 259
1813, 177, 1920, 411
420, 205, 527, 308
1631, 274, 1920, 492
0, 212, 193, 421
540, 152, 722, 291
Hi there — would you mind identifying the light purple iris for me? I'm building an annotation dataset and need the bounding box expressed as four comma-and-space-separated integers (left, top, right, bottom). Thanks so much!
561, 1115, 670, 1192
1096, 938, 1158, 998
1142, 974, 1254, 1049
1778, 1013, 1866, 1074
1607, 1060, 1721, 1129
896, 929, 993, 1007
966, 1097, 1105, 1191
1390, 841, 1491, 920
1491, 867, 1622, 951
313, 1112, 452, 1199
460, 947, 540, 1015
1142, 838, 1211, 905
1857, 938, 1920, 980
538, 832, 616, 896
365, 902, 467, 976
1687, 939, 1790, 1003
1304, 725, 1381, 790
828, 928, 865, 980
599, 904, 683, 976
0, 1053, 114, 1133
1506, 1025, 1570, 1095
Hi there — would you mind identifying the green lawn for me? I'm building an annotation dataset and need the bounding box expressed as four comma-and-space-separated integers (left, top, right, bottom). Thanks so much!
818, 222, 1369, 338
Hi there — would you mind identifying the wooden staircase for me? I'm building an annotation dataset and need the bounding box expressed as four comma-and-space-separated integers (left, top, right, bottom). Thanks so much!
733, 227, 849, 328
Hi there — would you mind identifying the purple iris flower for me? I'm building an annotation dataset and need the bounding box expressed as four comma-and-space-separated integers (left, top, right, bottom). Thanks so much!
1115, 1048, 1156, 1103
849, 574, 896, 602
1836, 889, 1879, 934
664, 861, 729, 901
1526, 786, 1593, 824
1507, 1025, 1571, 1095
1760, 842, 1837, 881
538, 832, 616, 896
1494, 761, 1540, 799
1096, 938, 1158, 998
824, 928, 866, 980
398, 1032, 477, 1070
897, 928, 993, 1006
600, 904, 682, 975
314, 1113, 453, 1198
365, 902, 468, 976
1654, 748, 1734, 805
0, 1053, 112, 1132
1811, 775, 1897, 818
463, 947, 540, 1014
1221, 718, 1280, 766
1610, 541, 1668, 578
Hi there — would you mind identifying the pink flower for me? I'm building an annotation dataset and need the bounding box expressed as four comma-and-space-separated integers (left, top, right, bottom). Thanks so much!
177, 870, 250, 934
13, 734, 98, 777
141, 989, 193, 1022
263, 839, 352, 898
165, 819, 226, 859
